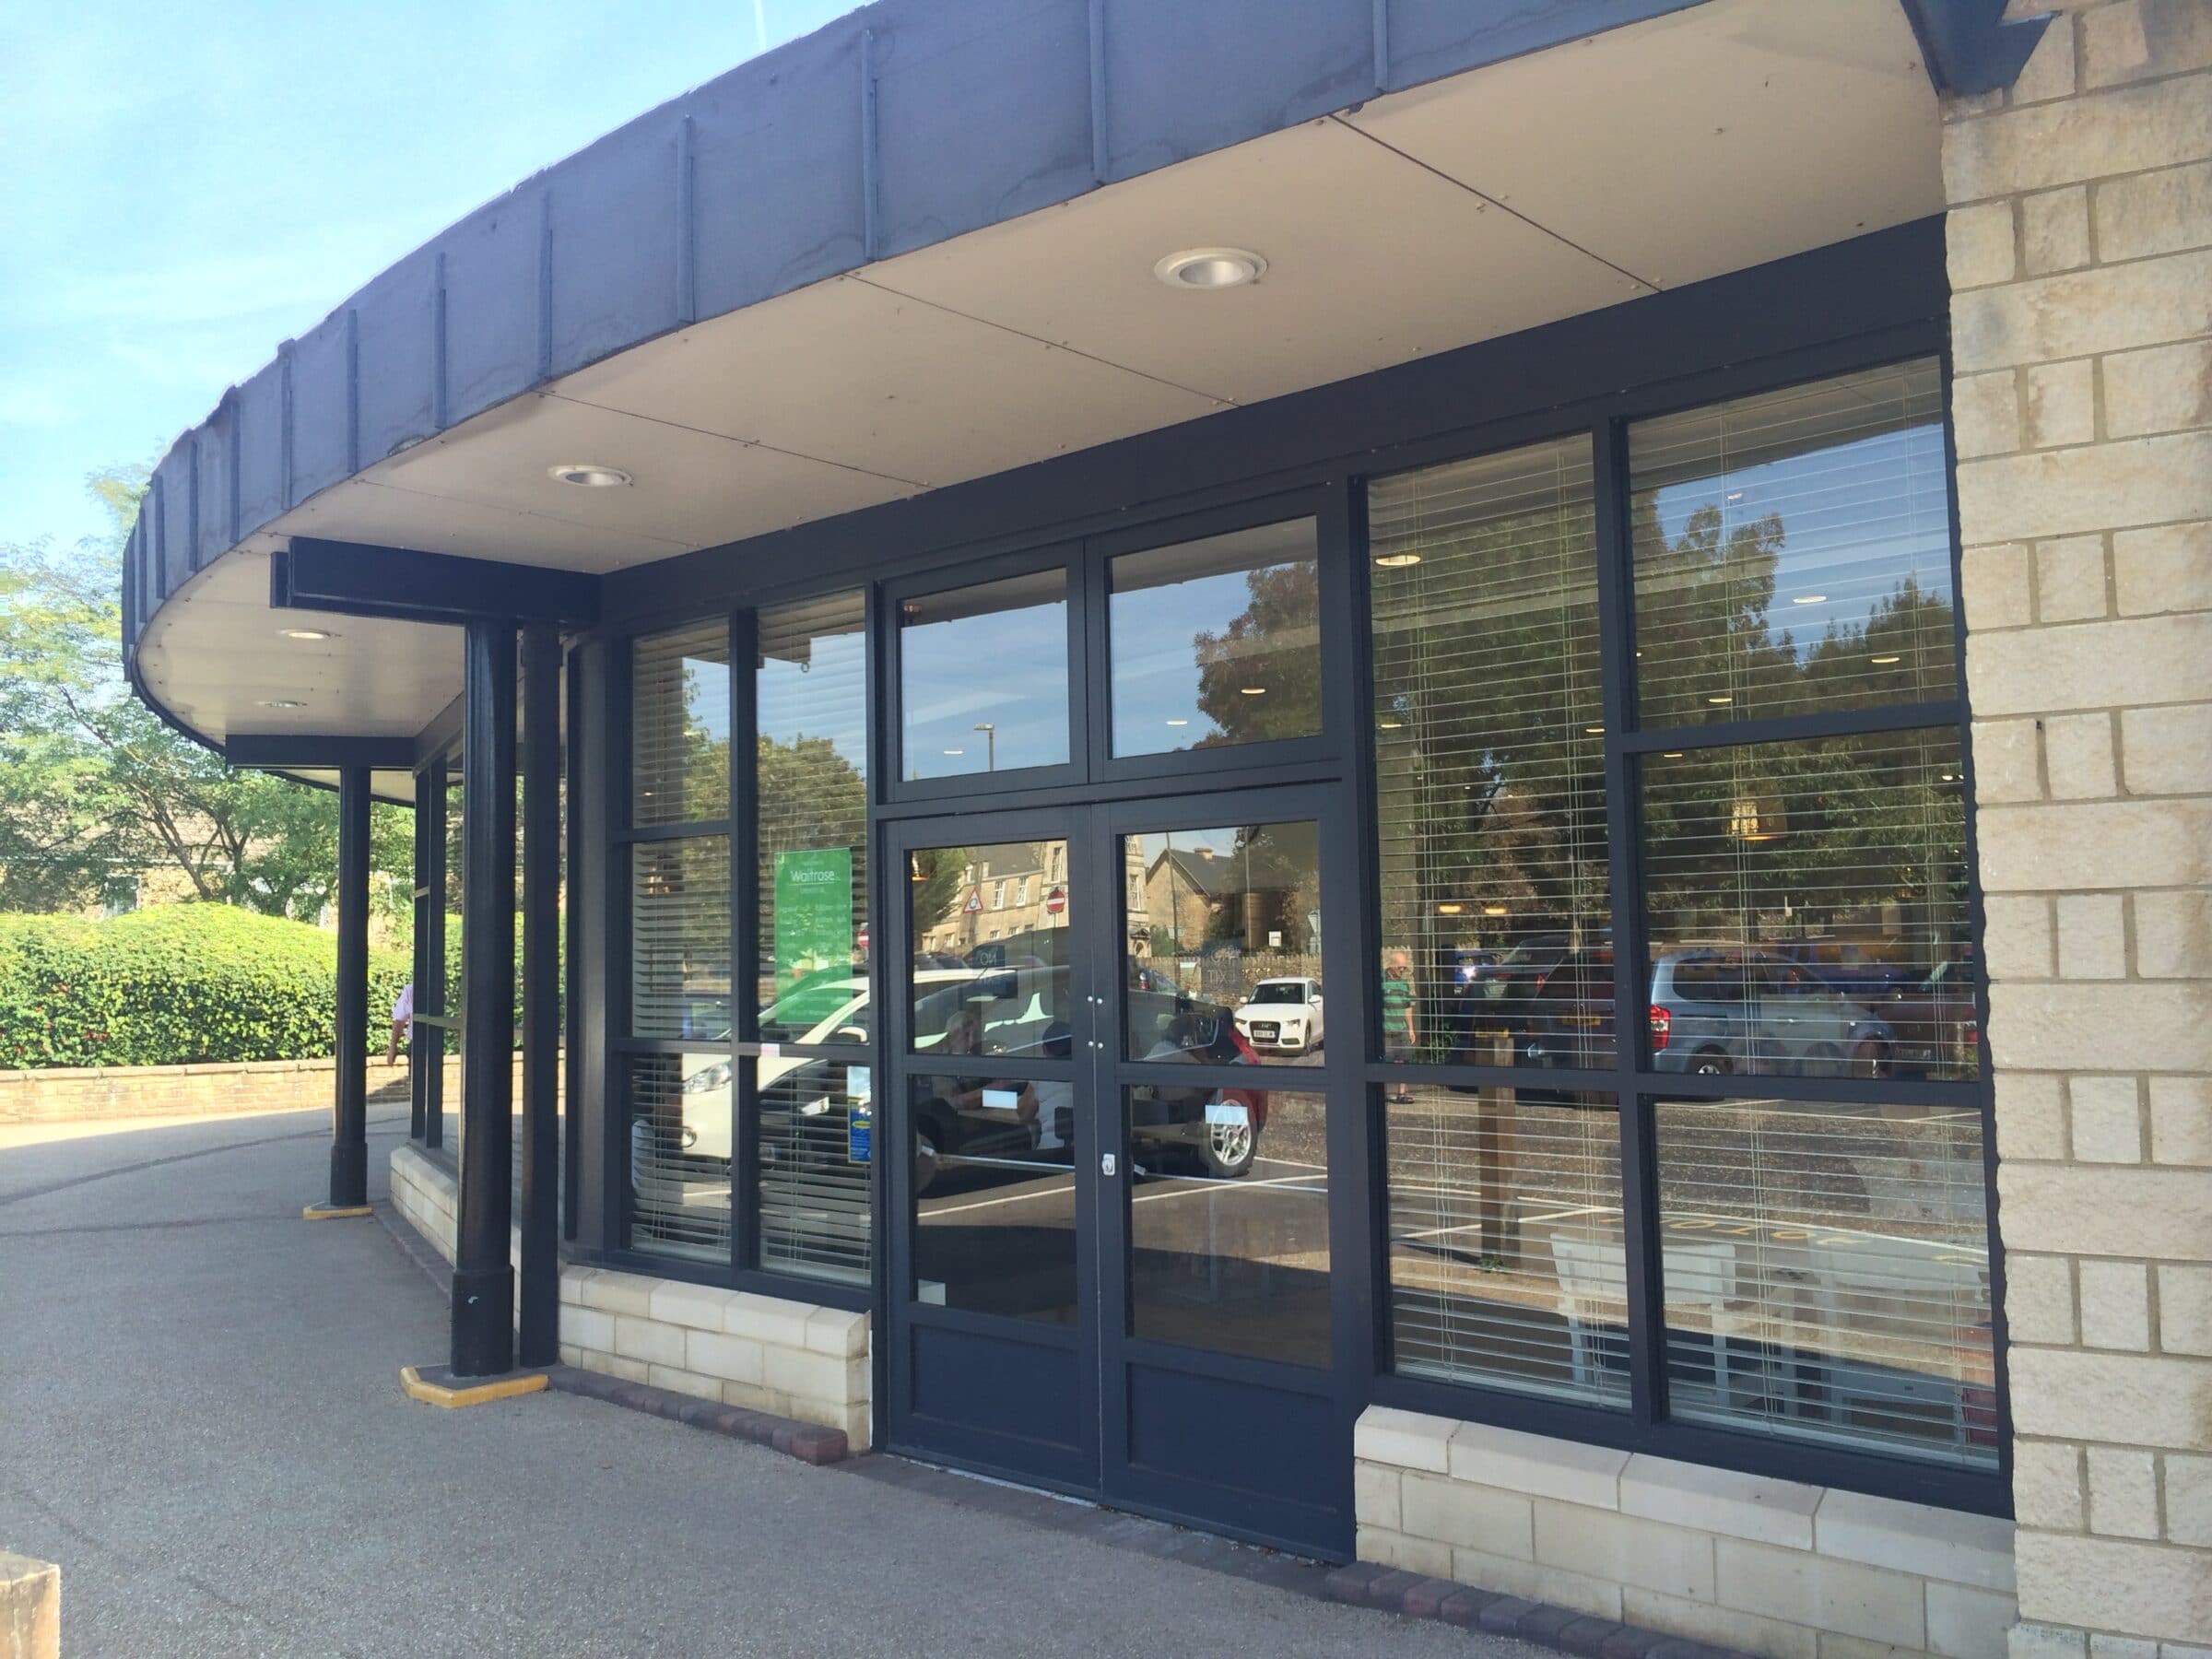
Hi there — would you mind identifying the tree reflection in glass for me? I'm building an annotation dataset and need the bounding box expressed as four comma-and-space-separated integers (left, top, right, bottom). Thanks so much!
1369, 435, 1609, 1066
1630, 359, 1958, 727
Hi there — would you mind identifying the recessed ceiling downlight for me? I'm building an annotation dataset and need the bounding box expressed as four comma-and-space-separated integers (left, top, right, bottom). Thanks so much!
1153, 248, 1266, 290
547, 463, 633, 488
259, 699, 305, 710
278, 628, 334, 641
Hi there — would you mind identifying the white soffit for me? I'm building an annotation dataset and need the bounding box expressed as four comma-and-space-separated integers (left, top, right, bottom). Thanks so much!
139, 553, 460, 741
1342, 0, 1941, 291
854, 113, 1651, 406
555, 276, 1231, 491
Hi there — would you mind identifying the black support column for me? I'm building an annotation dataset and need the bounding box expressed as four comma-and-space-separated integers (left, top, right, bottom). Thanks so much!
517, 623, 561, 1368
329, 765, 371, 1208
452, 620, 518, 1378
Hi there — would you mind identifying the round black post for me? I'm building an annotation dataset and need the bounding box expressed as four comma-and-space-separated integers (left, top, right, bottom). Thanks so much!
517, 623, 561, 1368
330, 765, 371, 1208
407, 767, 429, 1142
452, 620, 517, 1379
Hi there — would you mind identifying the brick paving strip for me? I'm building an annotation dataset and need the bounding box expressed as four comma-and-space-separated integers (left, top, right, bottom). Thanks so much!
371, 1201, 1748, 1658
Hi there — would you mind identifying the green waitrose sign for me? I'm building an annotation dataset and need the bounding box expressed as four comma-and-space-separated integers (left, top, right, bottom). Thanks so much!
774, 847, 853, 985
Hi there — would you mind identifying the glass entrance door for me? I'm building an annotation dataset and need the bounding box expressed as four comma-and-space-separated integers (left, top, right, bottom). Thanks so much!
883, 788, 1355, 1556
886, 813, 1099, 1489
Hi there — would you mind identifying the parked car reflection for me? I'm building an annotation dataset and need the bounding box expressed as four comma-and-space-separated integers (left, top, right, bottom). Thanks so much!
1876, 955, 1980, 1079
1234, 976, 1324, 1056
1453, 946, 1900, 1080
653, 966, 1273, 1206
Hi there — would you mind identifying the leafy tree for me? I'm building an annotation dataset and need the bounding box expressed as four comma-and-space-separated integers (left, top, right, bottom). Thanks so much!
0, 467, 412, 918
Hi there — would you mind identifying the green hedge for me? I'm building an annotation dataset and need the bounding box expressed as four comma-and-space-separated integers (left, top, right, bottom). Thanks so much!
0, 906, 410, 1068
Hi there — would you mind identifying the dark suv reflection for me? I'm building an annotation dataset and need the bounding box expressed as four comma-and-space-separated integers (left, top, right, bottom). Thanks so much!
1463, 946, 1899, 1080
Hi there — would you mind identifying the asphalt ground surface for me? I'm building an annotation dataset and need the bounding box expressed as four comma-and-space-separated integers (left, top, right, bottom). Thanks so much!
0, 1105, 1543, 1657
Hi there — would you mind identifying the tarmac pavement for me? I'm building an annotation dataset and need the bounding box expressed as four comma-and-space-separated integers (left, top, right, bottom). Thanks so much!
0, 1105, 1540, 1657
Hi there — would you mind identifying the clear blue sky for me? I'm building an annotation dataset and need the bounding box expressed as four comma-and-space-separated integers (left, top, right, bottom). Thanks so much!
0, 0, 858, 556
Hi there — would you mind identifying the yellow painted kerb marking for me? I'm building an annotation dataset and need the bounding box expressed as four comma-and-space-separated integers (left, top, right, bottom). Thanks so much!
301, 1204, 373, 1220
399, 1365, 549, 1409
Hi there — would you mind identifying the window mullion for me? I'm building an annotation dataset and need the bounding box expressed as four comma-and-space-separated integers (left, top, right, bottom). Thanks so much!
1594, 417, 1666, 1430
731, 607, 760, 1277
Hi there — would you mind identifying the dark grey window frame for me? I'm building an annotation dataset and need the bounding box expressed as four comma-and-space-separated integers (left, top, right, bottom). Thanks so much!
577, 224, 2004, 1516
602, 608, 875, 1311
1356, 347, 2005, 1517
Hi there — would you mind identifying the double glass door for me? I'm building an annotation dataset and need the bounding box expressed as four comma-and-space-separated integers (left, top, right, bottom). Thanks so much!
882, 787, 1354, 1554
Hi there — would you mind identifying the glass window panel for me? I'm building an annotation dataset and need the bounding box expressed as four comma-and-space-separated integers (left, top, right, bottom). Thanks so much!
1642, 730, 1975, 1080
627, 1053, 733, 1263
1124, 822, 1321, 1062
900, 570, 1068, 780
1657, 1097, 1996, 1468
1630, 359, 1957, 727
1387, 1083, 1628, 1406
438, 764, 463, 1152
909, 841, 1074, 1054
759, 1056, 872, 1287
1109, 518, 1322, 756
758, 593, 870, 1039
911, 1076, 1077, 1323
632, 623, 731, 825
1127, 1087, 1330, 1367
629, 836, 732, 1040
1369, 436, 1608, 1067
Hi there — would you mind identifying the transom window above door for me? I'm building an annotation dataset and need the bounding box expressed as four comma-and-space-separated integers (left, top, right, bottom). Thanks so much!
899, 570, 1071, 782
889, 500, 1336, 798
1108, 518, 1321, 757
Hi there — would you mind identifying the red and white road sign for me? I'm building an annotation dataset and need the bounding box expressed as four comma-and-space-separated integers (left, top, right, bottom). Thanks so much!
1043, 886, 1067, 915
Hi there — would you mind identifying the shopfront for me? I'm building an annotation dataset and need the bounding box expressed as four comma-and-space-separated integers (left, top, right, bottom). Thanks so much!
539, 257, 1996, 1559
123, 2, 2212, 1652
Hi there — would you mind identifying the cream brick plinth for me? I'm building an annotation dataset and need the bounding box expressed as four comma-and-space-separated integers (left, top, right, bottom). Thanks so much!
389, 1144, 870, 1449
1356, 1408, 2016, 1659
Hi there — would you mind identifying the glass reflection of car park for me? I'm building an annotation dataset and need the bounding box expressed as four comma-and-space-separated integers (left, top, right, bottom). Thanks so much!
1233, 976, 1324, 1055
911, 971, 1268, 1185
1443, 947, 1500, 988
663, 965, 1270, 1199
1874, 954, 1980, 1078
1478, 947, 1898, 1078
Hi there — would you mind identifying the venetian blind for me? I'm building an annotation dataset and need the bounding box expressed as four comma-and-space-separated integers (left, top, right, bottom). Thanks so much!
1640, 729, 1973, 1078
1655, 1097, 1996, 1466
758, 592, 869, 1042
758, 1059, 871, 1287
626, 1054, 733, 1264
1630, 358, 1955, 728
1387, 1085, 1629, 1406
629, 835, 732, 1040
632, 622, 731, 827
1368, 435, 1608, 1062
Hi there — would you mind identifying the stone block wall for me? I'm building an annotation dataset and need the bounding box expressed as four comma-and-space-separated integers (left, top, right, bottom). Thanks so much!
558, 1268, 870, 1452
1944, 3, 2212, 1653
388, 1143, 870, 1450
1356, 1408, 2017, 1658
0, 1056, 419, 1124
389, 1141, 459, 1261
